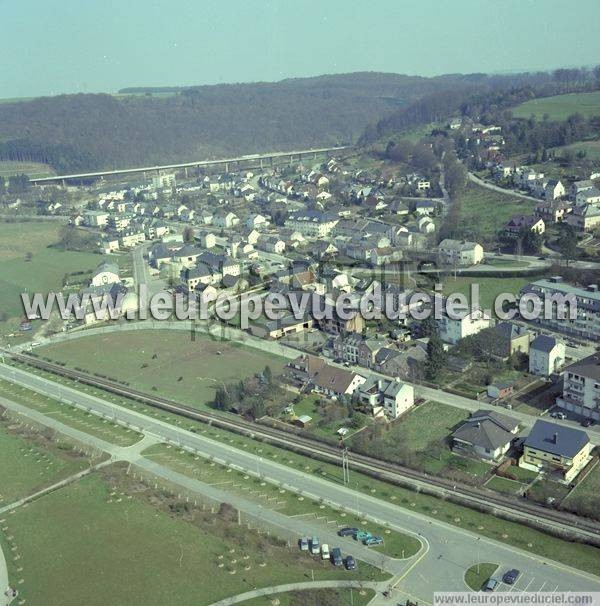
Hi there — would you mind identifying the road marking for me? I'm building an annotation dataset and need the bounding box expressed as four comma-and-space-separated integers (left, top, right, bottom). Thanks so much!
538, 582, 546, 592
523, 577, 535, 592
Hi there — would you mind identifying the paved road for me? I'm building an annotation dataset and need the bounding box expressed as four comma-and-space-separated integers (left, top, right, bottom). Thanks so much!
0, 542, 8, 606
1, 365, 598, 602
468, 172, 540, 203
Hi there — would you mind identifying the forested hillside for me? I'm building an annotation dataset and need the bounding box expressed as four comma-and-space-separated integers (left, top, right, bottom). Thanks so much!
0, 72, 503, 173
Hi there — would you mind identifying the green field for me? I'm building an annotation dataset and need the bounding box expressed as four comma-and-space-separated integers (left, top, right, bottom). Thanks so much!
0, 221, 106, 322
0, 160, 55, 178
512, 92, 600, 121
1, 471, 384, 606
238, 588, 376, 606
38, 329, 287, 409
0, 420, 89, 504
458, 182, 537, 242
485, 475, 525, 496
464, 563, 498, 591
553, 139, 600, 160
441, 275, 538, 314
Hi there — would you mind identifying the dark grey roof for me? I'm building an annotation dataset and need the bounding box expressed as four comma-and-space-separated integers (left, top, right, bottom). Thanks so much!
524, 420, 589, 458
469, 409, 519, 433
495, 321, 528, 340
530, 334, 560, 353
565, 353, 600, 381
453, 418, 514, 451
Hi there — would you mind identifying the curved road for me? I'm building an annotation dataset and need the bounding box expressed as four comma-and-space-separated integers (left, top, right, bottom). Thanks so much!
207, 580, 381, 606
468, 172, 540, 203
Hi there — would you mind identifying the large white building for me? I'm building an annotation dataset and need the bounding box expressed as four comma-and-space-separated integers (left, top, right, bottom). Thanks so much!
438, 240, 484, 266
520, 277, 600, 341
557, 353, 600, 423
285, 210, 339, 238
437, 302, 491, 345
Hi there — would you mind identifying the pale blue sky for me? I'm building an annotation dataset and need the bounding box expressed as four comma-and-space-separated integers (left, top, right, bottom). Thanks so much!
1, 0, 599, 98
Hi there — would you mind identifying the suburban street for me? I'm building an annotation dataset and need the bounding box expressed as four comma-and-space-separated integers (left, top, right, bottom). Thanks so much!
0, 363, 599, 604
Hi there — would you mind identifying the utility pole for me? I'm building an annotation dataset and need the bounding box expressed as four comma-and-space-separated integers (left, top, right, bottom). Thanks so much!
342, 448, 350, 485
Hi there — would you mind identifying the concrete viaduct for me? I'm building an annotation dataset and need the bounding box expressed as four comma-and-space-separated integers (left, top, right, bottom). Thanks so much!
29, 146, 351, 185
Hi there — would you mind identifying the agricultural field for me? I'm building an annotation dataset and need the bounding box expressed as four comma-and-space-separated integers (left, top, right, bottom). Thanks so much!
0, 470, 385, 606
0, 221, 108, 324
512, 91, 600, 121
37, 329, 288, 409
552, 139, 600, 161
457, 182, 537, 243
0, 160, 55, 178
0, 419, 90, 505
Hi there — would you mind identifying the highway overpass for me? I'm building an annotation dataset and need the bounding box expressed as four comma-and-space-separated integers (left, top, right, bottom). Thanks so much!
30, 146, 351, 184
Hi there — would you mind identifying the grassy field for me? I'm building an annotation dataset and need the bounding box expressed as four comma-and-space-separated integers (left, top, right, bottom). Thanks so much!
238, 588, 376, 606
0, 471, 385, 606
485, 476, 525, 496
441, 275, 539, 314
143, 443, 422, 559
0, 221, 106, 322
37, 329, 288, 409
0, 420, 89, 504
552, 139, 600, 160
464, 563, 498, 591
0, 379, 143, 446
458, 182, 537, 242
562, 463, 600, 513
0, 160, 55, 178
512, 92, 600, 121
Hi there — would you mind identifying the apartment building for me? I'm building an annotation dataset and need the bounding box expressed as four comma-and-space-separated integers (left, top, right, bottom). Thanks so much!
556, 353, 600, 422
519, 277, 600, 341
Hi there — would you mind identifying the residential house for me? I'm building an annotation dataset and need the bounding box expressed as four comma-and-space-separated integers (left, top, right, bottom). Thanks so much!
414, 200, 436, 216
119, 231, 146, 247
565, 203, 600, 231
544, 179, 565, 200
331, 333, 386, 368
438, 239, 484, 266
534, 200, 571, 224
487, 381, 514, 400
575, 187, 600, 207
214, 211, 239, 229
570, 180, 594, 200
529, 335, 565, 377
452, 409, 519, 461
504, 215, 545, 238
438, 300, 491, 345
494, 321, 532, 356
84, 210, 109, 227
519, 420, 591, 483
358, 377, 414, 419
311, 365, 366, 399
246, 214, 269, 230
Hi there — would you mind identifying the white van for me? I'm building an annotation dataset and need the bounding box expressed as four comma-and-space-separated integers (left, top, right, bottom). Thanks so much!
320, 544, 330, 560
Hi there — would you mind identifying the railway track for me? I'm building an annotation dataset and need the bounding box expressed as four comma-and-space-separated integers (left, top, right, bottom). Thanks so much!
7, 351, 600, 543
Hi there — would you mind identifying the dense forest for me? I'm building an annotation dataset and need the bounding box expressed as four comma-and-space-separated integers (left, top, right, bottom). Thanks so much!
361, 67, 600, 145
0, 71, 539, 173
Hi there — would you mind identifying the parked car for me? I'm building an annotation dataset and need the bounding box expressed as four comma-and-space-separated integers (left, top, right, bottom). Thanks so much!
338, 527, 359, 537
364, 536, 384, 546
582, 418, 594, 427
310, 536, 320, 555
551, 411, 566, 420
320, 544, 330, 560
484, 578, 500, 592
354, 531, 371, 542
344, 555, 356, 570
503, 569, 520, 585
331, 547, 343, 566
299, 537, 309, 551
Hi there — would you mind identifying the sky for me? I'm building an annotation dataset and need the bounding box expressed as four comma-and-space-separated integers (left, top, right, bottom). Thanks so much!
1, 0, 600, 99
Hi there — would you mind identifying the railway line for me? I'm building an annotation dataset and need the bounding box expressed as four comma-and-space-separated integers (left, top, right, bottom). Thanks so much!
5, 350, 600, 544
